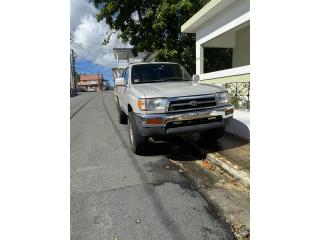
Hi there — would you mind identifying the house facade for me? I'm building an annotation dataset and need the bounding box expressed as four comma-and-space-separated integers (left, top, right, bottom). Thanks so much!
181, 0, 250, 140
78, 74, 103, 92
181, 0, 250, 110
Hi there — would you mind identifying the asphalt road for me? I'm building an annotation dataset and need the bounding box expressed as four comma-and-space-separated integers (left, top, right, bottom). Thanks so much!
71, 92, 234, 240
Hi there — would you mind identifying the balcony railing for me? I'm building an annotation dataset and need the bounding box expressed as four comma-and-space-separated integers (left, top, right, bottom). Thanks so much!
225, 82, 250, 110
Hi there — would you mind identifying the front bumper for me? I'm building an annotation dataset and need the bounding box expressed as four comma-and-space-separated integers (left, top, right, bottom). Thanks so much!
134, 105, 234, 137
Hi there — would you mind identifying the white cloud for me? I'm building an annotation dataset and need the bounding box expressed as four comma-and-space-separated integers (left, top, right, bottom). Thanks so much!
70, 0, 96, 31
70, 0, 128, 68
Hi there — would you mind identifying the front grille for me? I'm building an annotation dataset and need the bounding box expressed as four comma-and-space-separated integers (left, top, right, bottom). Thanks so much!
168, 96, 216, 112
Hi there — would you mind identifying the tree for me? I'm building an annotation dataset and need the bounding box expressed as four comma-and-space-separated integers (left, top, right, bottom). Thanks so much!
91, 0, 210, 74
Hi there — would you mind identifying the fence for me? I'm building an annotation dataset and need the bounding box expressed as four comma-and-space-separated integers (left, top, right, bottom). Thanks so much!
225, 82, 250, 110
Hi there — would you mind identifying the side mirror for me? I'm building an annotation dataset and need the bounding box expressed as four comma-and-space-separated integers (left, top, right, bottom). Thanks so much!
192, 74, 200, 85
115, 77, 125, 86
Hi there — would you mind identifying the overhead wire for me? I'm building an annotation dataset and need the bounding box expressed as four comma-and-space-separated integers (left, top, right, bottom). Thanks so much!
71, 42, 114, 70
71, 38, 116, 78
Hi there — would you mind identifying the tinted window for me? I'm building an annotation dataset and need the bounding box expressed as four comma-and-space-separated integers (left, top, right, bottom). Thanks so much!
122, 68, 128, 85
121, 68, 126, 78
131, 64, 191, 84
204, 48, 233, 73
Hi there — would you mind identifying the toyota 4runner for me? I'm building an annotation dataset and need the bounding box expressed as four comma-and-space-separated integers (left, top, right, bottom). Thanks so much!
115, 62, 234, 154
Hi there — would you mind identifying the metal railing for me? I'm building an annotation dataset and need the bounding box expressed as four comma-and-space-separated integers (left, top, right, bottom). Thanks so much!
225, 82, 250, 110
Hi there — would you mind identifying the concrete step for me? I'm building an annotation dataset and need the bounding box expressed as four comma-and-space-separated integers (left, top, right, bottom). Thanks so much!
206, 152, 250, 187
198, 133, 250, 187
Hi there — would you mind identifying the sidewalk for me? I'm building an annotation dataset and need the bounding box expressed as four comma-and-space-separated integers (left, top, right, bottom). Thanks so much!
226, 110, 250, 141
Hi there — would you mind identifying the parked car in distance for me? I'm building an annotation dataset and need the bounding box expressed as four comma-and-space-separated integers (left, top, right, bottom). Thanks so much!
115, 62, 234, 154
88, 87, 96, 92
77, 86, 85, 92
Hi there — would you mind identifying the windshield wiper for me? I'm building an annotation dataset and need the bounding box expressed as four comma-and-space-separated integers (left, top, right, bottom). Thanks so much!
137, 77, 191, 84
158, 77, 191, 82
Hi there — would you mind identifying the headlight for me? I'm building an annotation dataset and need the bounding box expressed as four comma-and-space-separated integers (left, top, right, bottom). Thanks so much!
147, 98, 167, 110
216, 92, 230, 104
138, 98, 167, 111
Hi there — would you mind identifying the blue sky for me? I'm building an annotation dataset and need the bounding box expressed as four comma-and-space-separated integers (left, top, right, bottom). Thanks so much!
75, 60, 113, 85
71, 0, 127, 87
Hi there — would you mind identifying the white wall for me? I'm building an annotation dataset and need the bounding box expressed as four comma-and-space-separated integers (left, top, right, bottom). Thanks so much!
232, 25, 250, 67
195, 0, 250, 74
196, 0, 250, 41
202, 30, 236, 48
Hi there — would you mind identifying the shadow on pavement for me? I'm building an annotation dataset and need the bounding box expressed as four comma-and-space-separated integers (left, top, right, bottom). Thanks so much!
199, 133, 249, 153
138, 132, 249, 162
138, 135, 205, 161
226, 118, 250, 142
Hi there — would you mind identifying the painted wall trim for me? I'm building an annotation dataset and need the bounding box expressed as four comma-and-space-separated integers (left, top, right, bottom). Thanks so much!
201, 73, 250, 84
197, 12, 250, 46
200, 65, 250, 80
181, 0, 235, 33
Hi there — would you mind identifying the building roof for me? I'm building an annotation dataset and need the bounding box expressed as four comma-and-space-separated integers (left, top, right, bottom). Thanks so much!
181, 0, 234, 33
80, 74, 103, 81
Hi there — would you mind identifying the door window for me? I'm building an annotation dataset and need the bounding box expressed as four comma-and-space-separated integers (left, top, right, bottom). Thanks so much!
121, 68, 128, 86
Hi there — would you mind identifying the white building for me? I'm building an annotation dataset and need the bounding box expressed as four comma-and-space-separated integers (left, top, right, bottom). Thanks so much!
181, 0, 250, 140
113, 48, 146, 68
112, 48, 146, 84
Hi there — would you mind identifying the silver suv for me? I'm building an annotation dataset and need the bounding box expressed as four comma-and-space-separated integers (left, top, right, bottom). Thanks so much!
115, 62, 234, 154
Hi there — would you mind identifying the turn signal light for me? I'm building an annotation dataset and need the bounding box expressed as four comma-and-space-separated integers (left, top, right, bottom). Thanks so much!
138, 99, 146, 110
225, 108, 234, 115
145, 118, 165, 125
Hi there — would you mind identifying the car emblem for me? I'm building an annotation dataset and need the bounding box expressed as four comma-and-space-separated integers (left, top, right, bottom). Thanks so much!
190, 100, 198, 107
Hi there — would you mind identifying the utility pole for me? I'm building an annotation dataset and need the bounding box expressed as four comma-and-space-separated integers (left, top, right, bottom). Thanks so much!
70, 49, 77, 96
98, 72, 100, 92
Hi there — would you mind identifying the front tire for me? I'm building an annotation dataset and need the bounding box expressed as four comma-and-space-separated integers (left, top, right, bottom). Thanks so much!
128, 112, 147, 154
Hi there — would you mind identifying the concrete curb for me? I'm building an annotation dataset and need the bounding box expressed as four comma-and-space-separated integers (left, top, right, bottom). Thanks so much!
206, 152, 250, 187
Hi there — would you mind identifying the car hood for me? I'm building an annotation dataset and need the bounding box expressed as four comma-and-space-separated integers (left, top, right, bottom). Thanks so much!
133, 81, 226, 98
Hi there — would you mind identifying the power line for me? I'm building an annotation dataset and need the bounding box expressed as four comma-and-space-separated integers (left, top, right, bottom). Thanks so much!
71, 45, 105, 72
71, 40, 111, 77
71, 41, 117, 72
72, 41, 113, 55
71, 43, 114, 71
71, 41, 114, 63
71, 43, 97, 59
71, 38, 117, 53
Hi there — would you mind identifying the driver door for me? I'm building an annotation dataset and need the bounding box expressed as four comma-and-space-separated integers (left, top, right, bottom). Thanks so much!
118, 67, 128, 112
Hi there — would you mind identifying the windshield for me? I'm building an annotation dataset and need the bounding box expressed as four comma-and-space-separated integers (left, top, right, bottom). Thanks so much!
131, 63, 191, 84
